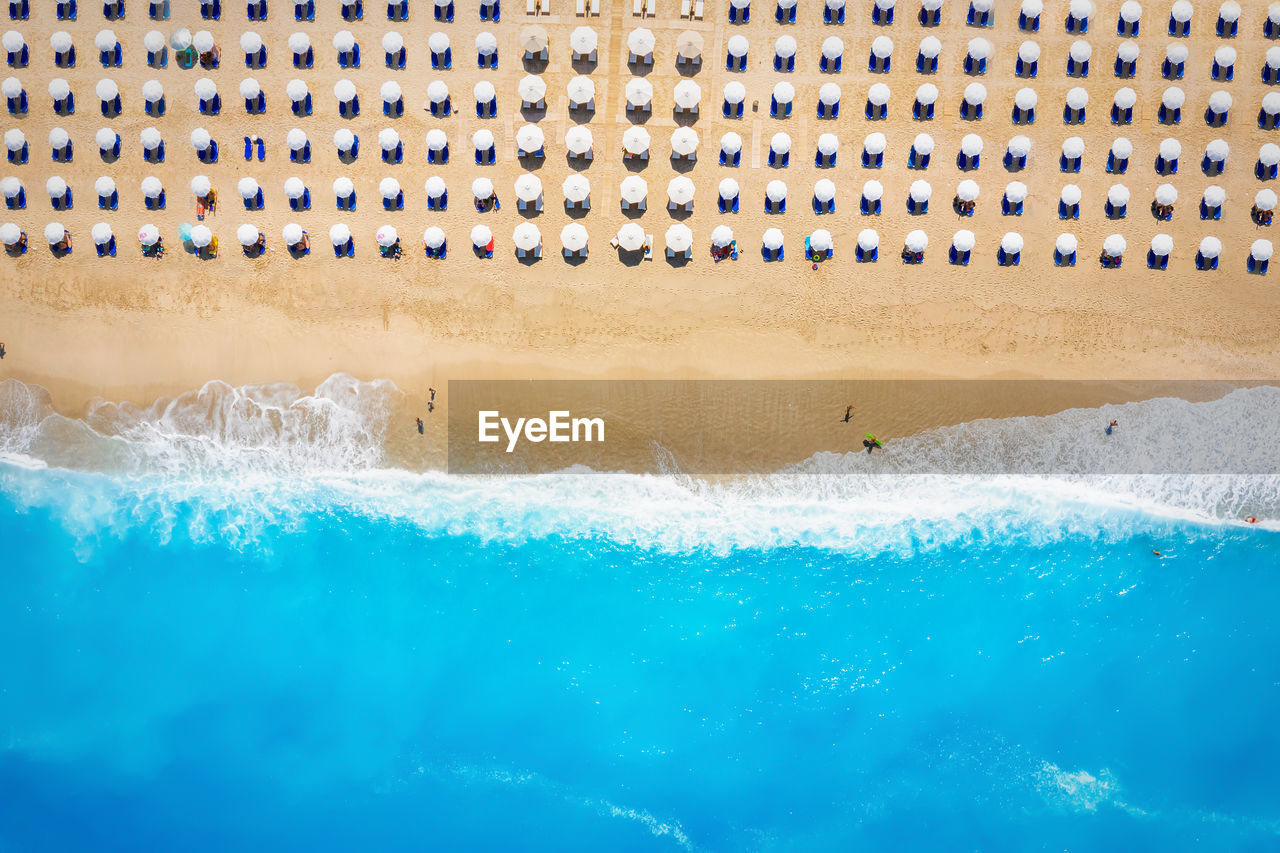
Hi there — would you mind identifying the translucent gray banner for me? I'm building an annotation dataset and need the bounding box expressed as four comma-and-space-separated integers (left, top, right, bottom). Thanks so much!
446, 380, 1280, 476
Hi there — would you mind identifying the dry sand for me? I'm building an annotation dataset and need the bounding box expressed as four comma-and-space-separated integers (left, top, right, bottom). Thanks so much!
3, 0, 1280, 428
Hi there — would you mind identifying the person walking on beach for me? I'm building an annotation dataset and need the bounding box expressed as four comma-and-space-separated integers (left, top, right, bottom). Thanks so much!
843, 405, 853, 423
0, 341, 6, 359
863, 434, 883, 454
416, 417, 424, 434
1105, 419, 1118, 435
427, 400, 435, 413
429, 388, 436, 402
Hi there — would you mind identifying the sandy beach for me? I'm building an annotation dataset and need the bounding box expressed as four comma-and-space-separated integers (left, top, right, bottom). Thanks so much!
3, 0, 1280, 429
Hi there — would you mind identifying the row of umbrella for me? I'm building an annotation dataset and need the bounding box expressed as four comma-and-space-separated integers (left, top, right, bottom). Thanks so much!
8, 222, 1270, 269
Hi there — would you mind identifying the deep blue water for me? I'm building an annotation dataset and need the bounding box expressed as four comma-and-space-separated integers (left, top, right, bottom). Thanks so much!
2, 471, 1279, 852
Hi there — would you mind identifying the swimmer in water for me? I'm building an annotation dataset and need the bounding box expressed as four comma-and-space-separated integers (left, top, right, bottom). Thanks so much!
1105, 420, 1118, 435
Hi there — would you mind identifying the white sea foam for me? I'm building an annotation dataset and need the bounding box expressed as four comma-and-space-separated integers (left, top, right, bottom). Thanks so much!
1, 376, 1277, 553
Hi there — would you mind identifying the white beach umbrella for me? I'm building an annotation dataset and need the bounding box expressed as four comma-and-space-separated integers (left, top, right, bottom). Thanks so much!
1069, 40, 1091, 64
1256, 189, 1278, 211
0, 78, 20, 100
1111, 137, 1133, 159
953, 230, 976, 252
1001, 233, 1024, 254
1067, 87, 1091, 109
333, 177, 355, 199
193, 78, 217, 103
514, 173, 543, 202
471, 177, 494, 199
513, 223, 542, 252
1104, 235, 1126, 256
282, 223, 303, 246
517, 124, 545, 154
668, 176, 695, 205
625, 78, 654, 108
814, 179, 836, 203
873, 36, 894, 59
1118, 41, 1139, 63
48, 78, 70, 100
90, 222, 112, 247
3, 128, 22, 152
858, 229, 880, 250
905, 230, 928, 252
424, 227, 446, 249
334, 79, 357, 104
727, 35, 748, 58
190, 127, 212, 151
960, 135, 984, 157
1107, 184, 1129, 206
674, 81, 701, 110
427, 80, 449, 104
627, 28, 655, 57
49, 127, 70, 149
1162, 87, 1186, 110
141, 176, 163, 198
676, 31, 704, 60
191, 175, 212, 197
332, 30, 355, 52
1114, 88, 1137, 110
1198, 236, 1221, 259
772, 82, 797, 107
919, 35, 941, 59
866, 87, 891, 113
428, 32, 449, 55
286, 79, 309, 103
384, 31, 405, 54
1267, 47, 1280, 71
1056, 233, 1078, 255
140, 127, 162, 150
237, 223, 260, 246
96, 79, 119, 102
472, 224, 494, 247
1166, 43, 1189, 66
1208, 91, 1232, 115
1150, 234, 1172, 256
477, 31, 499, 55
473, 128, 495, 151
238, 178, 260, 200
721, 133, 743, 156
426, 129, 448, 151
424, 176, 447, 199
1159, 138, 1182, 160
240, 78, 261, 100
617, 223, 645, 252
964, 83, 988, 105
1008, 135, 1031, 157
910, 180, 932, 202
914, 133, 936, 155
560, 223, 588, 251
724, 81, 746, 105
863, 180, 884, 202
380, 177, 402, 200
287, 32, 310, 54
916, 83, 939, 106
810, 230, 833, 252
1264, 92, 1280, 118
563, 174, 591, 202
1019, 41, 1040, 62
143, 29, 165, 52
379, 128, 400, 152
43, 222, 66, 244
334, 128, 356, 152
762, 228, 784, 251
565, 126, 593, 155
95, 30, 118, 52
671, 128, 698, 157
474, 81, 496, 104
376, 225, 399, 248
666, 224, 693, 253
1119, 0, 1141, 21
766, 180, 787, 202
822, 37, 843, 60
326, 224, 350, 247
1060, 184, 1082, 206
94, 176, 115, 197
776, 35, 797, 58
623, 127, 651, 156
287, 128, 308, 151
0, 177, 20, 199
818, 134, 839, 156
570, 27, 597, 55
284, 177, 306, 200
567, 76, 595, 106
710, 225, 734, 247
190, 224, 213, 248
771, 133, 792, 154
518, 75, 547, 103
138, 224, 160, 246
1062, 137, 1085, 159
1, 32, 22, 53
620, 176, 647, 205
1154, 184, 1177, 205
192, 30, 216, 53
957, 179, 980, 202
1252, 240, 1274, 262
1014, 88, 1037, 110
45, 176, 67, 199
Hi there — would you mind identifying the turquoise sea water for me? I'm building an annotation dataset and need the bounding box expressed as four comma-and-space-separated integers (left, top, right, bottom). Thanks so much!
2, 377, 1279, 851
